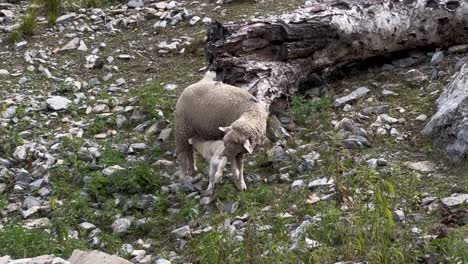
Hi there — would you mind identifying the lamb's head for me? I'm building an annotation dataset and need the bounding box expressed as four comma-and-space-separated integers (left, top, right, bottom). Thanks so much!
219, 126, 254, 157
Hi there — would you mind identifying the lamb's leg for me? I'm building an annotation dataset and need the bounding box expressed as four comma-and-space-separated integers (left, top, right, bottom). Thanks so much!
205, 161, 216, 196
175, 118, 196, 178
213, 157, 227, 184
235, 153, 247, 191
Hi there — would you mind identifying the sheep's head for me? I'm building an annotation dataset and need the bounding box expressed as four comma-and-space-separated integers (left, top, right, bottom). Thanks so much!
219, 126, 254, 157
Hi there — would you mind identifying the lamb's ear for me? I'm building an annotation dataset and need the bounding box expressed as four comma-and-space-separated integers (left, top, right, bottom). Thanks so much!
243, 139, 254, 154
188, 138, 193, 144
219, 126, 232, 133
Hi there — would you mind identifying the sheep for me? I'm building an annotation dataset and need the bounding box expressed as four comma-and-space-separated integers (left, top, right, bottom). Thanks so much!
175, 75, 268, 191
188, 137, 229, 195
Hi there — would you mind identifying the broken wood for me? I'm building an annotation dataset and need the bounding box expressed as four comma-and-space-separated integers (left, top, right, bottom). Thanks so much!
205, 0, 468, 109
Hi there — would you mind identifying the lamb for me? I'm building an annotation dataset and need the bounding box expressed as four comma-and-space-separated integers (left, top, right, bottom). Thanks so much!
188, 137, 229, 195
175, 75, 268, 191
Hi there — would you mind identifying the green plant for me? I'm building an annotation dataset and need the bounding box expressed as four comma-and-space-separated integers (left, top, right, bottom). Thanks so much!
133, 82, 176, 120
0, 223, 86, 258
8, 6, 38, 43
108, 162, 161, 194
38, 0, 62, 24
290, 96, 332, 126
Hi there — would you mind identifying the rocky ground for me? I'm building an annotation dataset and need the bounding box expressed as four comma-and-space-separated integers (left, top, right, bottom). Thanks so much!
0, 0, 467, 263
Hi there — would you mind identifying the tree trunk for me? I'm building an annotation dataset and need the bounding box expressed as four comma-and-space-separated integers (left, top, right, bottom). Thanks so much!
205, 0, 468, 110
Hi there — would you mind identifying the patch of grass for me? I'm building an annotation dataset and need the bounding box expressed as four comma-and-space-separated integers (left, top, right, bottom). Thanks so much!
175, 194, 200, 223
429, 226, 468, 263
87, 116, 115, 136
8, 6, 38, 43
290, 96, 333, 127
100, 146, 125, 166
108, 162, 162, 194
0, 223, 86, 258
133, 82, 176, 120
0, 127, 23, 157
38, 0, 62, 24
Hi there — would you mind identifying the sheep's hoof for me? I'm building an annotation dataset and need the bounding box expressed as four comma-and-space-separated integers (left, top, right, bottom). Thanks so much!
236, 181, 247, 191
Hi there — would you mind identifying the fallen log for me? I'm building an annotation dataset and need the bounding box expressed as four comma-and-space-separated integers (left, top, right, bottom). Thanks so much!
205, 0, 468, 109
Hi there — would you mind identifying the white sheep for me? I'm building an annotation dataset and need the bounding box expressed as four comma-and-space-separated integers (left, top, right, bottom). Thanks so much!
175, 75, 268, 191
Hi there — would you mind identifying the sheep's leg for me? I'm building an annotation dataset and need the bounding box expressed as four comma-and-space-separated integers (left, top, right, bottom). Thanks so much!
175, 118, 196, 178
205, 162, 216, 196
235, 153, 247, 191
214, 157, 227, 184
231, 156, 241, 182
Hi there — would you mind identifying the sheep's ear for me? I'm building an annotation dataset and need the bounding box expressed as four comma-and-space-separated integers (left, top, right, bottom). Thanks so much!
243, 139, 254, 154
219, 126, 232, 133
188, 138, 193, 144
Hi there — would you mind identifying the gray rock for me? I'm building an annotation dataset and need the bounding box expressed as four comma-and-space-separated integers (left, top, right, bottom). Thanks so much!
13, 145, 27, 161
155, 259, 171, 264
266, 115, 291, 142
342, 136, 371, 149
422, 64, 468, 161
291, 180, 305, 192
200, 197, 211, 205
302, 151, 320, 170
23, 196, 42, 209
46, 96, 72, 111
102, 165, 124, 176
127, 0, 144, 8
5, 255, 68, 264
0, 256, 11, 264
333, 87, 370, 107
455, 56, 468, 71
158, 128, 172, 142
431, 51, 444, 66
362, 105, 387, 115
171, 225, 191, 238
407, 161, 435, 173
404, 69, 428, 85
0, 69, 9, 75
308, 177, 334, 190
2, 106, 15, 119
393, 209, 405, 221
68, 250, 131, 264
56, 13, 76, 24
392, 57, 416, 68
415, 114, 428, 121
189, 16, 201, 25
79, 222, 96, 231
220, 201, 239, 214
440, 193, 468, 207
111, 217, 132, 233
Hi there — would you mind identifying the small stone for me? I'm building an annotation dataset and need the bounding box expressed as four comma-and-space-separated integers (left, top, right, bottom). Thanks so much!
128, 0, 144, 8
47, 96, 72, 111
334, 87, 370, 107
415, 114, 428, 121
404, 69, 428, 84
393, 209, 405, 221
189, 16, 201, 25
202, 17, 212, 24
440, 193, 468, 207
407, 161, 435, 173
305, 238, 321, 250
431, 51, 444, 66
171, 225, 191, 238
155, 259, 171, 264
308, 177, 334, 189
291, 180, 305, 192
111, 217, 132, 233
0, 69, 9, 75
102, 165, 124, 176
343, 104, 352, 112
392, 57, 416, 68
23, 196, 42, 209
158, 128, 172, 142
79, 222, 96, 231
200, 197, 211, 205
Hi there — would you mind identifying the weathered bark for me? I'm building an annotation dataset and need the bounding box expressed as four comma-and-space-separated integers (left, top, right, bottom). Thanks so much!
422, 63, 468, 162
206, 0, 468, 109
